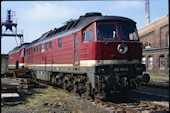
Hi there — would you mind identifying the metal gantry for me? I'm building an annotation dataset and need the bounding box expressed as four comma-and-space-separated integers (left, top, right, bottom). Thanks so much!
1, 9, 24, 46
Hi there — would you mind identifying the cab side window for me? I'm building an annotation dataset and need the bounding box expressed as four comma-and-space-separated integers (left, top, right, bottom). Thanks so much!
39, 45, 41, 52
75, 34, 78, 44
58, 39, 62, 48
45, 43, 48, 51
36, 46, 38, 52
24, 49, 26, 56
83, 29, 93, 42
20, 51, 22, 56
49, 42, 52, 50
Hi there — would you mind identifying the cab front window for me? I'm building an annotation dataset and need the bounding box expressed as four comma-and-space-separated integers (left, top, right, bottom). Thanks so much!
97, 23, 118, 40
121, 23, 139, 41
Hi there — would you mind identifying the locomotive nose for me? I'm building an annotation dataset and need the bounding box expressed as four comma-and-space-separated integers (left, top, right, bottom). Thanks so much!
137, 73, 150, 83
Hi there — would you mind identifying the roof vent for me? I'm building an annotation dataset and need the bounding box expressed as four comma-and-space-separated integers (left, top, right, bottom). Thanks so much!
85, 12, 102, 17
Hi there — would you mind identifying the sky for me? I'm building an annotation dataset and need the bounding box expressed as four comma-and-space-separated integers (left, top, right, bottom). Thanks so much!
1, 0, 169, 54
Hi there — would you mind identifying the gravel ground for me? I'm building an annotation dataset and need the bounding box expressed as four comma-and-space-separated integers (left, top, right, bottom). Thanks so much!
1, 85, 115, 113
126, 86, 169, 107
138, 86, 169, 97
2, 84, 169, 113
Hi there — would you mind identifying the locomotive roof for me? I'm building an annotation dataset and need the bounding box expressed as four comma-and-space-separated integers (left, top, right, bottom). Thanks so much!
26, 12, 136, 49
26, 31, 50, 48
8, 43, 30, 55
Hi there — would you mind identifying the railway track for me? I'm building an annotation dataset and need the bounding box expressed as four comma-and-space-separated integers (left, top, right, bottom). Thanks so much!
134, 89, 169, 99
38, 80, 169, 113
143, 82, 169, 89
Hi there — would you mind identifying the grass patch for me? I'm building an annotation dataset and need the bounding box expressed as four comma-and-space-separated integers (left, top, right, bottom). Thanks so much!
23, 86, 57, 107
146, 72, 169, 82
150, 76, 169, 82
148, 73, 169, 77
20, 86, 72, 108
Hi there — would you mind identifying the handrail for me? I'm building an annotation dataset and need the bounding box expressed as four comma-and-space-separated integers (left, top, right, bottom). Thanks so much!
1, 18, 18, 24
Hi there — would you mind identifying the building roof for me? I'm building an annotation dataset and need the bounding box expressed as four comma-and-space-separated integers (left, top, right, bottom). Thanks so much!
138, 15, 169, 31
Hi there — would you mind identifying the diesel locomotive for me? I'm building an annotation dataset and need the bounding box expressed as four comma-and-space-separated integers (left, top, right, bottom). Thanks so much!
8, 12, 150, 98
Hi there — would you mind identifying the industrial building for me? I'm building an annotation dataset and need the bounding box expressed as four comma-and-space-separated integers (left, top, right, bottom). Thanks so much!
138, 15, 169, 73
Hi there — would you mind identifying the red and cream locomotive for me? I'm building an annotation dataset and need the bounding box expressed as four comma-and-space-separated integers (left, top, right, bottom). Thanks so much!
8, 43, 30, 69
8, 12, 150, 98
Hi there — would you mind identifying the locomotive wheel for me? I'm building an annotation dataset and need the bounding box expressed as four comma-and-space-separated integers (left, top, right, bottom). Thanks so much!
51, 75, 56, 85
30, 70, 36, 79
67, 80, 73, 91
56, 73, 64, 87
63, 74, 70, 90
73, 84, 78, 93
85, 79, 94, 97
63, 82, 67, 90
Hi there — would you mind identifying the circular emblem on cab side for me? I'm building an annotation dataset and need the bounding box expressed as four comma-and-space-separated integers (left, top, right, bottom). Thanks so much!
117, 44, 128, 54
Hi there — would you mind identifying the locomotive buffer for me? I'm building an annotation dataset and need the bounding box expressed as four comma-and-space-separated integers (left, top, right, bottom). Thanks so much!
1, 9, 24, 45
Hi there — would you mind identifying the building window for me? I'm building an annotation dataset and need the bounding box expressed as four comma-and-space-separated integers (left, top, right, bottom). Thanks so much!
142, 56, 146, 64
58, 39, 62, 48
166, 32, 169, 46
168, 54, 169, 70
45, 43, 48, 51
39, 45, 41, 52
148, 56, 153, 69
49, 42, 52, 50
140, 31, 154, 49
34, 48, 35, 52
160, 55, 165, 69
75, 34, 78, 44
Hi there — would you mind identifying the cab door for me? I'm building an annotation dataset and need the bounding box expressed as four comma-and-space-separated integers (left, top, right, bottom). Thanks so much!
74, 34, 80, 66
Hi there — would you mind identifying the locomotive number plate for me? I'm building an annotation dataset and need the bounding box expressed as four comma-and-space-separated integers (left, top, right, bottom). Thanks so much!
113, 67, 129, 72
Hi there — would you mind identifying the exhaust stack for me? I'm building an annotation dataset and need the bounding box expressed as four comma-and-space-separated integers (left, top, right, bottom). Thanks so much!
145, 0, 150, 25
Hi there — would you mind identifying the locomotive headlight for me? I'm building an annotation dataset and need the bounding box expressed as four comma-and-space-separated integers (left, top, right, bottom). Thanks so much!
96, 67, 106, 73
99, 68, 105, 73
117, 44, 128, 54
136, 67, 142, 71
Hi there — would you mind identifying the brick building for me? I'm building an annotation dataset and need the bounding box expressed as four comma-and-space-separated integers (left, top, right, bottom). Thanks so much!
138, 15, 169, 73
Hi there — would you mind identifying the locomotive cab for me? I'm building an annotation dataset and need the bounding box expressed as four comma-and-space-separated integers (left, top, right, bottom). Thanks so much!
19, 48, 26, 68
95, 21, 142, 61
90, 20, 149, 96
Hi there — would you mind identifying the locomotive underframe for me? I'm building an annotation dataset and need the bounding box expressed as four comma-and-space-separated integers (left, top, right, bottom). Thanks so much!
9, 63, 145, 98
94, 63, 146, 97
